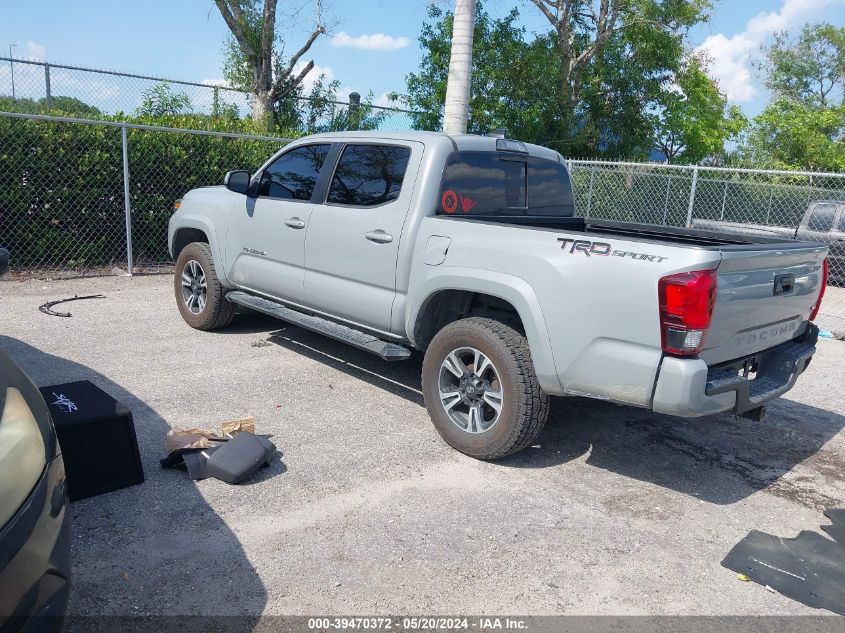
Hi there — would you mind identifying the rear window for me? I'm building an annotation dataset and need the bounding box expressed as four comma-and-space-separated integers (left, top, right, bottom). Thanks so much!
437, 151, 574, 217
807, 203, 836, 232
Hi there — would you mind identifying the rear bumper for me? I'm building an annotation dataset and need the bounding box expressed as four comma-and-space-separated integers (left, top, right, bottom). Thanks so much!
652, 324, 817, 417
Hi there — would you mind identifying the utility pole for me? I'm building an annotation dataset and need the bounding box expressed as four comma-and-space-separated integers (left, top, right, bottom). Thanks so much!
442, 0, 476, 135
9, 43, 17, 99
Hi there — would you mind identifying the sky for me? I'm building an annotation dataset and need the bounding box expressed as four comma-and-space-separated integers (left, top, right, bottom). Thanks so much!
0, 0, 844, 117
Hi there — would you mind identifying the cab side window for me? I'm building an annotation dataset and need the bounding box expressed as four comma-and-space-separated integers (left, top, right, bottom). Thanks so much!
326, 144, 412, 207
259, 144, 331, 200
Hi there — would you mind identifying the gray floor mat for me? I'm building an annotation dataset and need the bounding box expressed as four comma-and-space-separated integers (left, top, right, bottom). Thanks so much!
721, 508, 845, 614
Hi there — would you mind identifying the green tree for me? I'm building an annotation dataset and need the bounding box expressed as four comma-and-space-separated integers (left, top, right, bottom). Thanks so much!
398, 3, 554, 142
399, 0, 713, 158
0, 95, 102, 117
745, 100, 845, 171
760, 23, 845, 108
652, 55, 747, 163
215, 0, 325, 129
40, 96, 102, 117
137, 82, 192, 117
527, 0, 712, 156
742, 22, 845, 170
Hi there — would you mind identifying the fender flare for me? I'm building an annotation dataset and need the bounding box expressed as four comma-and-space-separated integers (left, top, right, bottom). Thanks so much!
406, 267, 563, 394
170, 214, 230, 286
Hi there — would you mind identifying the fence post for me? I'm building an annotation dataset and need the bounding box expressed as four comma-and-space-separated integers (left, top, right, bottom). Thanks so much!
662, 174, 672, 225
44, 63, 52, 109
765, 189, 773, 224
121, 125, 134, 275
585, 164, 596, 218
348, 92, 361, 131
720, 180, 728, 220
685, 166, 699, 227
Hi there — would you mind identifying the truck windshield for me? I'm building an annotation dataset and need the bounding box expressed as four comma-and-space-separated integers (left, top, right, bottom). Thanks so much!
437, 151, 574, 217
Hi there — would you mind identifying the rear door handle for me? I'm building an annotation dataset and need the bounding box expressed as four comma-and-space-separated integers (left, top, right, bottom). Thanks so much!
365, 230, 393, 244
284, 217, 306, 229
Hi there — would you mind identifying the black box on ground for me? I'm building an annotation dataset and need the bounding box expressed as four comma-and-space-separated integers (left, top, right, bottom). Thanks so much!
39, 380, 144, 501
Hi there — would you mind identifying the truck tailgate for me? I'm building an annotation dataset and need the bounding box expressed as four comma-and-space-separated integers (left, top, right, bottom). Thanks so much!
701, 243, 827, 365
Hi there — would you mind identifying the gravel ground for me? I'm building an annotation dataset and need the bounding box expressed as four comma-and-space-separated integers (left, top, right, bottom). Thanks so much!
1, 274, 843, 617
817, 284, 845, 337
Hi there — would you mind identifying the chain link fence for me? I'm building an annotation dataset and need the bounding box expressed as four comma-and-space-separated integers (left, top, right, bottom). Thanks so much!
568, 159, 845, 336
0, 56, 417, 132
0, 111, 289, 276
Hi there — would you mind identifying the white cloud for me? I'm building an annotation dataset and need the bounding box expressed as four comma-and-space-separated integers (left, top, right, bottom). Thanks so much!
373, 92, 398, 108
25, 40, 46, 61
330, 32, 410, 51
696, 0, 844, 102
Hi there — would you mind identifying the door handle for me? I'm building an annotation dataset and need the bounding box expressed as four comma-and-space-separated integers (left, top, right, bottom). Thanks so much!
365, 230, 393, 244
284, 217, 306, 229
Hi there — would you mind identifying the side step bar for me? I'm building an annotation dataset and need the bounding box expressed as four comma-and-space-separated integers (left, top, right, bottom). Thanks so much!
226, 291, 412, 361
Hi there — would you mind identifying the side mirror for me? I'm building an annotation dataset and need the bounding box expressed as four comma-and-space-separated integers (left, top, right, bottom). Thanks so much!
224, 170, 251, 195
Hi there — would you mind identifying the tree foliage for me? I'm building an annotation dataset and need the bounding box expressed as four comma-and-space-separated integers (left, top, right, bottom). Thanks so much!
742, 22, 845, 171
745, 99, 845, 172
527, 0, 711, 155
399, 0, 731, 159
137, 82, 193, 118
0, 95, 102, 117
216, 0, 325, 128
652, 55, 747, 163
759, 23, 845, 108
399, 4, 554, 142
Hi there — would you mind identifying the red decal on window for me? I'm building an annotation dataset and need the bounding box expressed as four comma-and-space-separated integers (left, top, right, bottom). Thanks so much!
441, 190, 458, 214
460, 194, 477, 213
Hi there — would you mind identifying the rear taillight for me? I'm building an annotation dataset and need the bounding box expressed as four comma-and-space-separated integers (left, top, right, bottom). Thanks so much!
809, 258, 828, 322
658, 269, 718, 357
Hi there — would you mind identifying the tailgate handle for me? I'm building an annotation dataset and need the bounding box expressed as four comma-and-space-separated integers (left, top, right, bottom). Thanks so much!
774, 273, 795, 295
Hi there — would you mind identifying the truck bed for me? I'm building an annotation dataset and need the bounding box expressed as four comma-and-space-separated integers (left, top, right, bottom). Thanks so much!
425, 214, 827, 370
446, 215, 812, 249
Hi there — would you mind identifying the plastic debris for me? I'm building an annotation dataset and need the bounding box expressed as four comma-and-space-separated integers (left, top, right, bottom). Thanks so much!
39, 294, 106, 317
165, 416, 255, 452
737, 573, 750, 582
819, 330, 834, 338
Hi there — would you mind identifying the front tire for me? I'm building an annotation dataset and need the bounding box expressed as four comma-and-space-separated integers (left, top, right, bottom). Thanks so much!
174, 242, 236, 330
421, 317, 550, 460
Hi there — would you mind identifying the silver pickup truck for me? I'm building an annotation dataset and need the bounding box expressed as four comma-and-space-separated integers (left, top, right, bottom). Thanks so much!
168, 131, 828, 459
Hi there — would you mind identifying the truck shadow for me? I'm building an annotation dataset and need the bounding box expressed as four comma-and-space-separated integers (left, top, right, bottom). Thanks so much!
0, 336, 267, 626
258, 319, 844, 509
503, 396, 845, 509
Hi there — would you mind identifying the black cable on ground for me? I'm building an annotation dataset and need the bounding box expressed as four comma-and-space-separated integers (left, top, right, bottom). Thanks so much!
38, 294, 106, 317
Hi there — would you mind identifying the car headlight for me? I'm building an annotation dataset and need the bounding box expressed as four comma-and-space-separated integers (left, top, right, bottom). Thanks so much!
0, 387, 47, 528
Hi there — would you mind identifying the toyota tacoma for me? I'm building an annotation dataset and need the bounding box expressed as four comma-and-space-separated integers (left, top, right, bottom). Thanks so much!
168, 131, 828, 459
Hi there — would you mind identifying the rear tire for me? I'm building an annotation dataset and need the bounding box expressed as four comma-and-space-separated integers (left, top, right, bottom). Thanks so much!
421, 317, 549, 460
174, 242, 236, 330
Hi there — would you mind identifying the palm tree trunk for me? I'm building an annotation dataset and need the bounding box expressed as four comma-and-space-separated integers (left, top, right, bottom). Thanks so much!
442, 0, 476, 135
